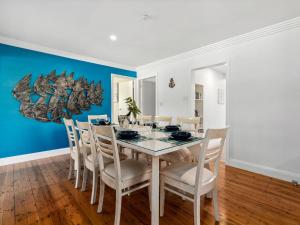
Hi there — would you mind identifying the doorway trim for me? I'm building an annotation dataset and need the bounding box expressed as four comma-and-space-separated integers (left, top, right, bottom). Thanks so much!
111, 74, 136, 123
190, 61, 230, 164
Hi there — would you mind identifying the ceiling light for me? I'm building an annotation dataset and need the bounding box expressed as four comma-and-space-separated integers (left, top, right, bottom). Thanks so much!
109, 34, 117, 41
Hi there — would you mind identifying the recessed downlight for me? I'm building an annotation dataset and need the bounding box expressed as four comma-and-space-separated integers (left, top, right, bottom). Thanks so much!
109, 34, 117, 41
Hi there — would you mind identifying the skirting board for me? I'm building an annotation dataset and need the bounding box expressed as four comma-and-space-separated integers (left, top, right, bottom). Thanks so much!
0, 148, 69, 166
228, 158, 300, 183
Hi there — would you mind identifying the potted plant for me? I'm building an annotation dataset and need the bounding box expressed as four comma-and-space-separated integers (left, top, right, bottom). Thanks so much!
125, 97, 141, 122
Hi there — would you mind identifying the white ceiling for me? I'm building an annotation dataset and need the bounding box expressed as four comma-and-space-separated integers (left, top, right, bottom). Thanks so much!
1, 0, 300, 67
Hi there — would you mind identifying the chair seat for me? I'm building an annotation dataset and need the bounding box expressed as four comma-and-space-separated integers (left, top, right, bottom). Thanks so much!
104, 159, 151, 181
161, 162, 213, 186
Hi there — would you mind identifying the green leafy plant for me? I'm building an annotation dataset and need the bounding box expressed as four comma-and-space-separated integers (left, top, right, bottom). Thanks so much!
125, 97, 141, 120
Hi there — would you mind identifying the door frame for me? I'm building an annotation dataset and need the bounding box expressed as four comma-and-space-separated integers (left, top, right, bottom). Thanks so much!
111, 74, 136, 123
191, 61, 230, 163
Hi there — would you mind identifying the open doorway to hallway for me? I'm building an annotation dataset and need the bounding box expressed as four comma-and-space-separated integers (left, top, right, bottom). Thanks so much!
112, 75, 135, 124
193, 63, 227, 159
139, 76, 156, 116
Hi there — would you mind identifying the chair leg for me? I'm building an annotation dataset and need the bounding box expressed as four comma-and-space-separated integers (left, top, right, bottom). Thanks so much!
91, 169, 98, 204
114, 190, 122, 225
148, 185, 151, 211
75, 160, 80, 189
160, 179, 165, 217
131, 149, 135, 159
68, 158, 73, 180
205, 163, 212, 199
97, 181, 105, 213
194, 197, 201, 225
81, 166, 88, 192
212, 188, 219, 222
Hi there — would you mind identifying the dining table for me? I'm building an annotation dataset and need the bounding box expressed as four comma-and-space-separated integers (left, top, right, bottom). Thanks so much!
115, 126, 205, 225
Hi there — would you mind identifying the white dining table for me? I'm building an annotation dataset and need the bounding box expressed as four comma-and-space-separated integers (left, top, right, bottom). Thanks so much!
115, 127, 204, 225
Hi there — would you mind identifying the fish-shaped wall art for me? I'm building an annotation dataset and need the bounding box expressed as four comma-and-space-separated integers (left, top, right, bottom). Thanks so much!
12, 70, 104, 123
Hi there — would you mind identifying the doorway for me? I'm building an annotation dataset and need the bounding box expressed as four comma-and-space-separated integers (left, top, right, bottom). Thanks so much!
192, 63, 227, 159
139, 76, 156, 115
112, 75, 135, 124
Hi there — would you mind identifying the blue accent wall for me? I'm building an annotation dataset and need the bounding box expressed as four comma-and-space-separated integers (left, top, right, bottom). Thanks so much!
0, 43, 136, 158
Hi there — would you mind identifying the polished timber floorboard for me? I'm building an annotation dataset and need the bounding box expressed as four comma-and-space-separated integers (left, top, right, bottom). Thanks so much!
0, 155, 299, 225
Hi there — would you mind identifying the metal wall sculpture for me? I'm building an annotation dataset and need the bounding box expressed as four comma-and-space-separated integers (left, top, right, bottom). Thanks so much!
12, 70, 103, 123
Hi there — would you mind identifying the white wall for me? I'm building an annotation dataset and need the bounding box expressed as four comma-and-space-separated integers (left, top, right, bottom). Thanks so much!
137, 21, 300, 182
194, 68, 226, 130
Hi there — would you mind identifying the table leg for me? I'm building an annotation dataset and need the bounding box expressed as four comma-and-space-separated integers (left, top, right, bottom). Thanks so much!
151, 156, 160, 225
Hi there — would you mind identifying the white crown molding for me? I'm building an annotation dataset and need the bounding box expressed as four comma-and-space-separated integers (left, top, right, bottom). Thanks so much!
228, 158, 300, 183
0, 36, 135, 71
0, 148, 69, 166
137, 17, 300, 71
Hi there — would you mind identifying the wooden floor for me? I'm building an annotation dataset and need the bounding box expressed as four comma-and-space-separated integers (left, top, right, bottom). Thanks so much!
0, 155, 299, 225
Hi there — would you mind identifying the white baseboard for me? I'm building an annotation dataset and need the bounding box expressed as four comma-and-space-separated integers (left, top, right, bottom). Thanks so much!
228, 158, 300, 183
0, 148, 69, 166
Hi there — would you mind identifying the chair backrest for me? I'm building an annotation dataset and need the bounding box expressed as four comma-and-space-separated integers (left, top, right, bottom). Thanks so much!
205, 127, 229, 165
191, 127, 229, 164
76, 121, 90, 160
177, 116, 201, 132
189, 127, 229, 196
91, 125, 122, 184
63, 118, 80, 154
136, 115, 154, 125
154, 115, 172, 126
88, 115, 108, 124
87, 115, 108, 160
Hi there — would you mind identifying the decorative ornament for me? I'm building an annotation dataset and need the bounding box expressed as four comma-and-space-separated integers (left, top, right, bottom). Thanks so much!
169, 78, 175, 88
12, 70, 103, 123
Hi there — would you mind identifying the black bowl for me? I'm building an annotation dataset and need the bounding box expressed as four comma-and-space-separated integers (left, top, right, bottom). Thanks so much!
171, 131, 191, 141
165, 125, 180, 132
118, 130, 139, 139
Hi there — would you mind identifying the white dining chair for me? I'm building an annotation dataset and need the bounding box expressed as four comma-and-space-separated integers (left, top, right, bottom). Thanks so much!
82, 114, 107, 203
190, 127, 229, 164
136, 114, 154, 125
159, 117, 202, 164
81, 115, 126, 204
63, 118, 82, 188
189, 127, 229, 199
77, 120, 100, 204
154, 115, 172, 126
160, 130, 221, 225
92, 125, 152, 225
177, 116, 201, 132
